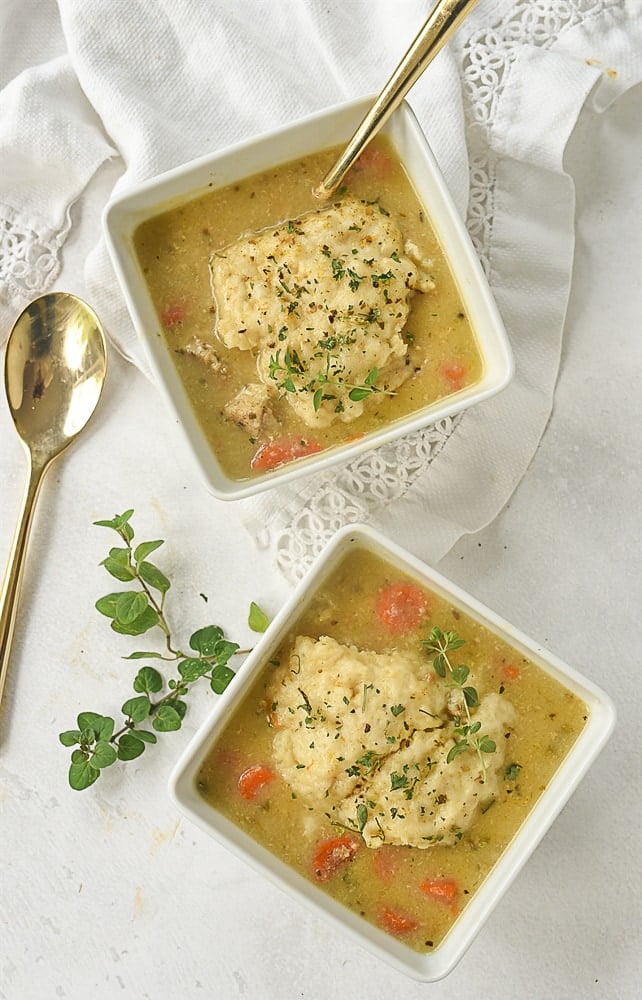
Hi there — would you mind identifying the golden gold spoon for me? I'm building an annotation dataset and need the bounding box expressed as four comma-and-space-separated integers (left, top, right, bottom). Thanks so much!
0, 292, 107, 718
314, 0, 479, 200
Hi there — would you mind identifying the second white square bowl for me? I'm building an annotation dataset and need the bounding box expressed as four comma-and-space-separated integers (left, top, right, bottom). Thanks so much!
169, 523, 615, 981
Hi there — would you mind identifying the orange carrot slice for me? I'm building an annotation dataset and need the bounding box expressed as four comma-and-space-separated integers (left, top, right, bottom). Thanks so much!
251, 436, 323, 472
312, 834, 360, 882
376, 582, 429, 634
420, 876, 459, 908
350, 146, 395, 178
379, 906, 419, 936
161, 302, 187, 327
372, 845, 403, 883
237, 764, 277, 801
441, 361, 466, 390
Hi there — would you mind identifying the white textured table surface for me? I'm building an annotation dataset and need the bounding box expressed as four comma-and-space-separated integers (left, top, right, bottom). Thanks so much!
1, 84, 641, 1000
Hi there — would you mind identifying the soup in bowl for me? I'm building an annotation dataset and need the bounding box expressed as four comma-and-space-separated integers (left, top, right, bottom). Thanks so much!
104, 97, 513, 500
169, 524, 615, 980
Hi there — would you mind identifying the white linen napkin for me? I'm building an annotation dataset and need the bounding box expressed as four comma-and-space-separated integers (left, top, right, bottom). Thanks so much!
1, 0, 641, 579
0, 0, 115, 308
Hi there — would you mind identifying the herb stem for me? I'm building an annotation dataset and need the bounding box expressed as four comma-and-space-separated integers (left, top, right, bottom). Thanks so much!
425, 630, 493, 782
117, 524, 178, 654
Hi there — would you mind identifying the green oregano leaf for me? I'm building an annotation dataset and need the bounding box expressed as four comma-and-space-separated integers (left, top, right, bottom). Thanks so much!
115, 591, 149, 626
93, 517, 121, 530
137, 560, 170, 594
59, 730, 81, 747
210, 663, 235, 694
95, 593, 122, 619
77, 712, 113, 742
433, 654, 446, 678
164, 699, 187, 720
69, 758, 100, 790
91, 741, 118, 769
94, 509, 134, 531
76, 711, 103, 730
121, 695, 151, 723
121, 523, 134, 544
152, 705, 182, 732
451, 664, 470, 686
213, 640, 240, 667
248, 602, 270, 633
101, 557, 135, 582
123, 650, 167, 660
190, 626, 224, 656
117, 733, 146, 760
463, 686, 480, 707
111, 605, 159, 636
133, 540, 164, 563
135, 730, 157, 744
178, 657, 209, 682
133, 666, 163, 694
447, 742, 470, 764
95, 716, 115, 742
107, 547, 130, 566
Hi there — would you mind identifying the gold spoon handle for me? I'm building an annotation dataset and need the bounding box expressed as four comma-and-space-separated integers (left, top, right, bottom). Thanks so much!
0, 458, 47, 712
314, 0, 479, 200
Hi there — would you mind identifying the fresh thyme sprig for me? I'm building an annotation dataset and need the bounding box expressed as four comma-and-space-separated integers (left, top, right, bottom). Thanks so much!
421, 626, 497, 781
268, 347, 392, 412
59, 510, 266, 791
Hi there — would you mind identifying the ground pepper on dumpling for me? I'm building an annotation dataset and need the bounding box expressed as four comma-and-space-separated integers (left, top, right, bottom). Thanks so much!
266, 634, 515, 849
210, 198, 435, 428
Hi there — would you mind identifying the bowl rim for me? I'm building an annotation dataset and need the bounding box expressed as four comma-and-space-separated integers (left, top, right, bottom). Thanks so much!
168, 522, 616, 981
103, 95, 514, 501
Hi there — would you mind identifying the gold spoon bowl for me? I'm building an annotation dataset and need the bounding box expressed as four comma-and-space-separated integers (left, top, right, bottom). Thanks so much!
0, 292, 108, 720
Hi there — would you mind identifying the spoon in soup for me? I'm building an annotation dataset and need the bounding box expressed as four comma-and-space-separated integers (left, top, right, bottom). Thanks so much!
313, 0, 479, 200
0, 292, 108, 722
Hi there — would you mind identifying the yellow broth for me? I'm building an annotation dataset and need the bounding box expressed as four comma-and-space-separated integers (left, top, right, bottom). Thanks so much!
134, 138, 483, 480
196, 547, 588, 953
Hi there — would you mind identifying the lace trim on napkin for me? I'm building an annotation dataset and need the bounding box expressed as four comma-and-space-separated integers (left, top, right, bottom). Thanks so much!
268, 417, 457, 581
462, 0, 620, 271
256, 0, 622, 582
0, 204, 65, 308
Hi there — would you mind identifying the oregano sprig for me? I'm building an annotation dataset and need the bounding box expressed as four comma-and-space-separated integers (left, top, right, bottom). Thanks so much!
59, 510, 267, 791
421, 626, 497, 781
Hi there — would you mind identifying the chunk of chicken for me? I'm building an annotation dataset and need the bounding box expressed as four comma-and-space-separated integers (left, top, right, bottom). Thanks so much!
222, 381, 278, 437
176, 336, 226, 374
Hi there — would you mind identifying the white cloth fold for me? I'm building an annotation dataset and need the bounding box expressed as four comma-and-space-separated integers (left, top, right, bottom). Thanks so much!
1, 0, 641, 579
0, 41, 115, 305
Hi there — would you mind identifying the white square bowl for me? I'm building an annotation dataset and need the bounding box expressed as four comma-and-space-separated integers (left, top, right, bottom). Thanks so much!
168, 523, 615, 981
103, 96, 514, 500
